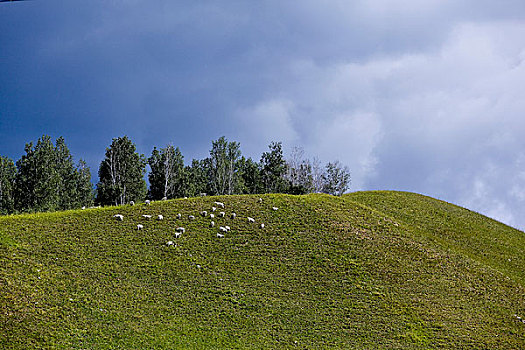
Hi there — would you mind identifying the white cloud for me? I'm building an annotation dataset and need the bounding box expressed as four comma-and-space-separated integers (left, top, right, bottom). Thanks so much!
236, 20, 525, 229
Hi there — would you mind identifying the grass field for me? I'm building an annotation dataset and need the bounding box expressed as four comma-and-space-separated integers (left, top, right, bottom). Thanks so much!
1, 191, 524, 349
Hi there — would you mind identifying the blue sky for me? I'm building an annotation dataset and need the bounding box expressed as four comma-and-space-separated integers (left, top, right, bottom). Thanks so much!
2, 1, 525, 230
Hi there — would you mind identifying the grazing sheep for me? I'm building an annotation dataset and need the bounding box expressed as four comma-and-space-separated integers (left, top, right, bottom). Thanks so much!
184, 197, 188, 199
142, 214, 152, 220
166, 240, 174, 246
218, 211, 225, 218
219, 226, 227, 232
176, 227, 186, 233
157, 215, 164, 220
188, 215, 195, 220
247, 217, 255, 223
145, 200, 151, 205
162, 197, 167, 201
176, 213, 182, 219
113, 214, 124, 221
258, 198, 263, 203
214, 201, 225, 208
210, 213, 215, 219
129, 201, 135, 206
210, 221, 215, 228
174, 232, 182, 238
272, 207, 279, 211
201, 211, 208, 217
231, 212, 236, 219
199, 193, 207, 197
225, 225, 231, 231
260, 223, 265, 229
81, 206, 86, 210
137, 224, 144, 230
217, 233, 225, 238
211, 207, 217, 212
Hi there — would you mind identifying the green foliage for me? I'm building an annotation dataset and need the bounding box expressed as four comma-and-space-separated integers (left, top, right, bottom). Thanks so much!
285, 146, 314, 194
13, 135, 92, 213
96, 136, 147, 206
182, 159, 209, 197
322, 161, 351, 196
148, 145, 185, 200
208, 136, 241, 196
236, 157, 262, 194
0, 192, 524, 348
0, 156, 16, 214
260, 141, 288, 193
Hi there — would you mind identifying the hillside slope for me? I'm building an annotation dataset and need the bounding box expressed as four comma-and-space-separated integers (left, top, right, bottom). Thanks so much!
1, 192, 524, 349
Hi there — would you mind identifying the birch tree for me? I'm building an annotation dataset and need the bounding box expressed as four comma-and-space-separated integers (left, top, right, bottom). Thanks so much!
96, 136, 147, 205
148, 145, 184, 200
322, 161, 351, 196
285, 146, 313, 194
208, 136, 241, 195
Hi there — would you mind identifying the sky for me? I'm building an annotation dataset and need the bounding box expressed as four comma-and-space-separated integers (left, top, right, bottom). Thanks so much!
1, 1, 525, 230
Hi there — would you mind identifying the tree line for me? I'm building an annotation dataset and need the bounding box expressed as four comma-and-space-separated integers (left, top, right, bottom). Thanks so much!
0, 135, 350, 214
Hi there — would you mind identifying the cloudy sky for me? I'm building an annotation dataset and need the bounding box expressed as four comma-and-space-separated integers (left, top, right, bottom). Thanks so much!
1, 1, 525, 230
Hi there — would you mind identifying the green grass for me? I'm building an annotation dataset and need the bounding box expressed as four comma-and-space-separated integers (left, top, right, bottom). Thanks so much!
1, 192, 524, 349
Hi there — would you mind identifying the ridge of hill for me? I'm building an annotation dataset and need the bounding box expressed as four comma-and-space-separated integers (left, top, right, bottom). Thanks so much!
1, 192, 524, 349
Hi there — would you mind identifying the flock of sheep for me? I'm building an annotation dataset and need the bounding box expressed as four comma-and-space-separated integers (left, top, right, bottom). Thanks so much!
112, 197, 279, 247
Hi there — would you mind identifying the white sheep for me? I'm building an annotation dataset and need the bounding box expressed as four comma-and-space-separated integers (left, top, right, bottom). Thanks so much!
81, 206, 86, 210
216, 233, 225, 238
211, 207, 217, 212
176, 213, 182, 219
210, 213, 215, 218
247, 217, 255, 223
174, 232, 182, 239
210, 221, 215, 228
166, 240, 174, 246
214, 201, 225, 208
113, 214, 124, 221
258, 198, 263, 203
272, 207, 279, 211
142, 214, 152, 220
188, 215, 195, 220
162, 197, 167, 201
225, 225, 231, 231
129, 201, 135, 206
176, 227, 186, 233
137, 224, 144, 230
260, 223, 265, 229
219, 226, 227, 232
145, 200, 151, 205
157, 215, 164, 220
218, 211, 225, 218
231, 213, 236, 219
201, 211, 208, 217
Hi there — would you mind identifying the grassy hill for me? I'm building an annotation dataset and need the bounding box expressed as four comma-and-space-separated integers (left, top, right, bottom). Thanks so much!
0, 191, 524, 349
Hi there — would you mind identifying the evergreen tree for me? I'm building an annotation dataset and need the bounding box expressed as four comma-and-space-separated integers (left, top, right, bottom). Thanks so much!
14, 135, 94, 212
322, 161, 351, 196
208, 136, 241, 195
148, 145, 185, 200
260, 141, 288, 193
0, 156, 16, 214
55, 137, 80, 210
15, 136, 61, 212
76, 159, 94, 208
96, 136, 147, 205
